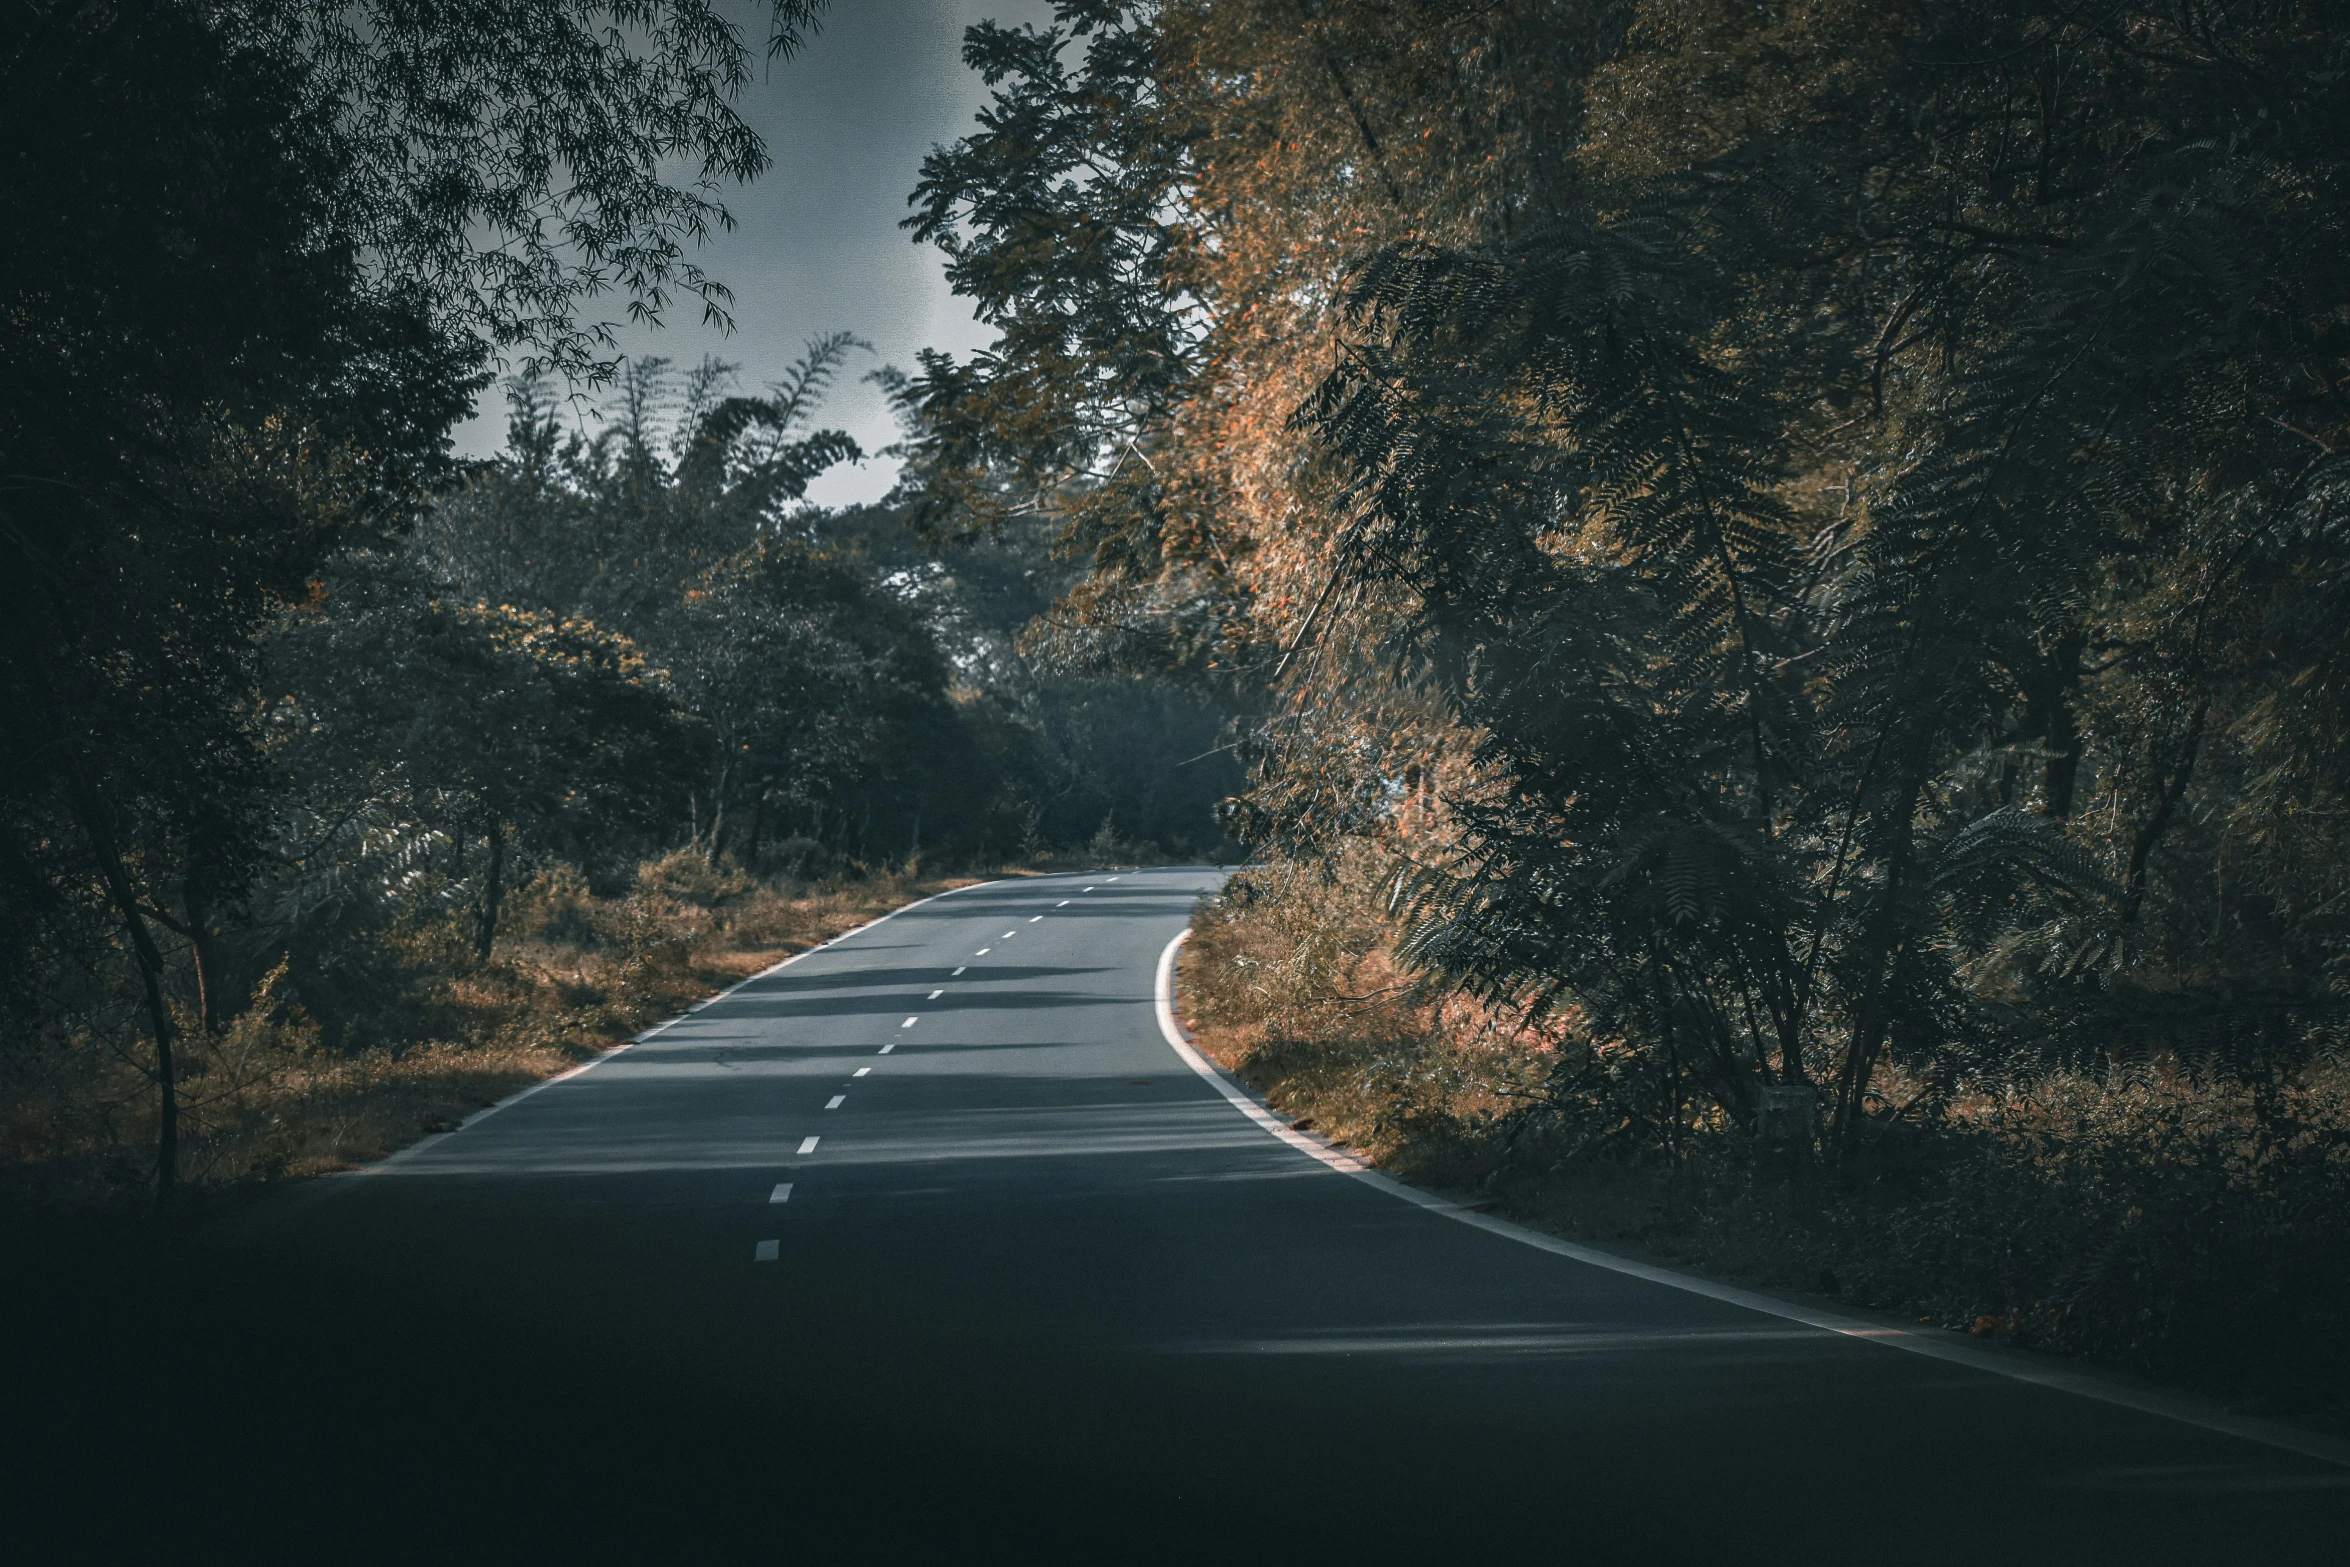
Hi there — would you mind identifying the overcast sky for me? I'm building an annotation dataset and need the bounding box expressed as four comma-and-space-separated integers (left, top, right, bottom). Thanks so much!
450, 0, 1053, 507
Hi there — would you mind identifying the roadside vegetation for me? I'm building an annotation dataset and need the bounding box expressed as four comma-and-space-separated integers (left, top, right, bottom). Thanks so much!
901, 0, 2350, 1420
1179, 856, 2350, 1419
1, 855, 979, 1209
12, 0, 2350, 1427
0, 0, 1238, 1221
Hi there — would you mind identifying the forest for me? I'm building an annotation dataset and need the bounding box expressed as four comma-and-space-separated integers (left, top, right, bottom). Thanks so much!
7, 0, 2350, 1413
899, 0, 2350, 1409
1, 0, 1237, 1209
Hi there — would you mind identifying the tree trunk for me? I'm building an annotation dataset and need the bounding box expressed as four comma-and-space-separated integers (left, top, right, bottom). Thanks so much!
705, 751, 732, 868
474, 822, 507, 961
182, 872, 224, 1033
2121, 700, 2208, 924
2021, 630, 2087, 817
63, 770, 179, 1213
1835, 937, 1907, 1151
1832, 764, 1929, 1154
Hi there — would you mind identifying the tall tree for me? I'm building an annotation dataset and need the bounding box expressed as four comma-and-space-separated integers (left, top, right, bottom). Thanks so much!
912, 0, 2350, 1152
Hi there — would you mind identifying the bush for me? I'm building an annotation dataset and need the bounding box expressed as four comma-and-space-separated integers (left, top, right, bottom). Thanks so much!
1, 856, 968, 1209
508, 863, 602, 946
1180, 859, 2350, 1418
635, 847, 758, 911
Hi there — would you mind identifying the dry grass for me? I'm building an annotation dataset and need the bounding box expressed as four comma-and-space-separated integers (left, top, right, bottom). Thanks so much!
1175, 854, 2350, 1423
0, 853, 974, 1212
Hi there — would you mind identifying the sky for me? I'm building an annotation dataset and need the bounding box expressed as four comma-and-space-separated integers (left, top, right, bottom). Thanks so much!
449, 0, 1054, 507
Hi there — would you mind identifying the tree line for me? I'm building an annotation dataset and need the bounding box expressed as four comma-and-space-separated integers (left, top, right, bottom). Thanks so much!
898, 0, 2350, 1157
17, 0, 2349, 1235
1, 0, 1238, 1210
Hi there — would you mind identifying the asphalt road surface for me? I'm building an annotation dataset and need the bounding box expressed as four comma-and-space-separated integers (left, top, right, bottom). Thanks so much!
18, 868, 2347, 1559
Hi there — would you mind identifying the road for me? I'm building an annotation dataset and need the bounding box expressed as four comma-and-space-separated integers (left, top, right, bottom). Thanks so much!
19, 867, 2347, 1558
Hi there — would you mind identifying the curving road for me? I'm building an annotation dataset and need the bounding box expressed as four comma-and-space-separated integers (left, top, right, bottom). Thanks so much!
21, 867, 2347, 1559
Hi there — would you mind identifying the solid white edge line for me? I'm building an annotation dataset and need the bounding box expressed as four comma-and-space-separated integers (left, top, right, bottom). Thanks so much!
345, 880, 1000, 1179
1152, 927, 2350, 1472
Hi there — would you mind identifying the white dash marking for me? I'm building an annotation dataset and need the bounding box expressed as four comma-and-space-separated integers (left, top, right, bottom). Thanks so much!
975, 947, 990, 955
879, 1043, 894, 1054
928, 989, 944, 999
769, 1183, 793, 1204
853, 1067, 870, 1078
754, 1240, 780, 1262
798, 1136, 820, 1154
1057, 900, 1070, 907
902, 1016, 918, 1028
1083, 886, 1095, 892
1029, 915, 1044, 923
952, 966, 966, 976
1004, 931, 1017, 938
826, 1095, 846, 1110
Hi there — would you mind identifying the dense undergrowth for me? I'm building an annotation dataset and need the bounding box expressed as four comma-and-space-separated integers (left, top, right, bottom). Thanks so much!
0, 853, 976, 1215
1180, 862, 2350, 1423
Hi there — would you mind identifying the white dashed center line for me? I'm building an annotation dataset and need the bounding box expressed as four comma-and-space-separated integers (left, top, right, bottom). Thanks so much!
952, 966, 966, 976
902, 1016, 918, 1028
754, 1240, 780, 1262
1029, 915, 1043, 923
928, 989, 944, 999
879, 1043, 894, 1054
1003, 930, 1016, 938
1057, 900, 1070, 907
975, 947, 990, 955
769, 1183, 793, 1204
798, 1136, 820, 1154
853, 1067, 870, 1078
825, 1094, 846, 1110
1083, 886, 1095, 892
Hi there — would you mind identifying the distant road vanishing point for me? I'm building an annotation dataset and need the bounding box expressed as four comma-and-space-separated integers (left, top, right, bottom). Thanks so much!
24, 868, 2346, 1560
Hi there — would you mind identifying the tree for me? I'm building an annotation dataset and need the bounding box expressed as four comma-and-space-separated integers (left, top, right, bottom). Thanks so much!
676, 540, 959, 866
422, 344, 923, 861
419, 343, 866, 643
899, 0, 1241, 675
2, 0, 473, 1207
914, 0, 2350, 1156
1, 0, 831, 1207
1299, 0, 2350, 1143
269, 560, 704, 960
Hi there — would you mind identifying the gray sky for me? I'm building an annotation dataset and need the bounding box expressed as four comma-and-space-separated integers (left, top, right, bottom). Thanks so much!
451, 0, 1053, 507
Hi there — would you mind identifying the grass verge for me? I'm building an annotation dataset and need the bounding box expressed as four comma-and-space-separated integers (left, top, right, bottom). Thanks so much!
1175, 862, 2350, 1431
0, 852, 976, 1216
